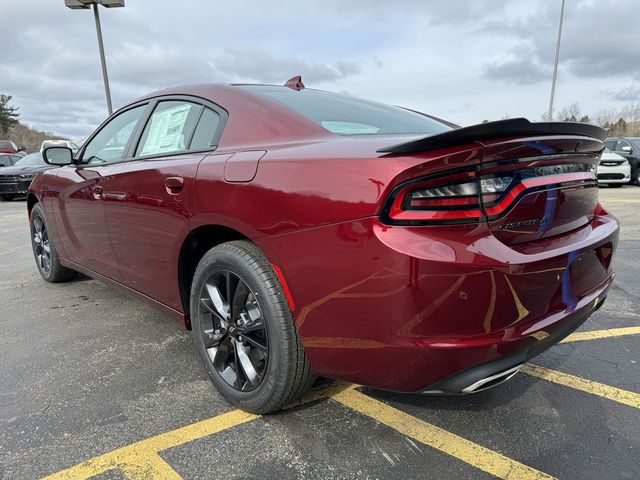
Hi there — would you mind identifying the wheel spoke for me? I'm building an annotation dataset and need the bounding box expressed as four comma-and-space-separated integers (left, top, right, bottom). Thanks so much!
205, 282, 228, 320
200, 297, 227, 328
241, 332, 268, 352
33, 216, 43, 235
226, 272, 240, 320
232, 280, 249, 321
236, 343, 260, 385
231, 339, 245, 389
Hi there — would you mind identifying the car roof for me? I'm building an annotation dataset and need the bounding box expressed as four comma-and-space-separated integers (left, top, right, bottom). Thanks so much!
129, 83, 333, 151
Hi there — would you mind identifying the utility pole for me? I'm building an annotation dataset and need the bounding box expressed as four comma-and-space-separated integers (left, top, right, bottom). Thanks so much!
65, 1, 125, 116
548, 0, 565, 121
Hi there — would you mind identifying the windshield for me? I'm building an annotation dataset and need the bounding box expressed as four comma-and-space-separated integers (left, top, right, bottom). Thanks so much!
240, 86, 452, 136
15, 153, 45, 166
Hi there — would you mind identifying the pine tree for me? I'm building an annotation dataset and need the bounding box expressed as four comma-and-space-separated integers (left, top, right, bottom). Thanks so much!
0, 95, 20, 137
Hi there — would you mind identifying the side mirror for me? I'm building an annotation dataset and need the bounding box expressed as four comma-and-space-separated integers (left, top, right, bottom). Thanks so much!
621, 145, 633, 154
43, 146, 74, 165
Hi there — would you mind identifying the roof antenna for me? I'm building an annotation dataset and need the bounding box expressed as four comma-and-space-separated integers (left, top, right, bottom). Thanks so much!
284, 75, 305, 90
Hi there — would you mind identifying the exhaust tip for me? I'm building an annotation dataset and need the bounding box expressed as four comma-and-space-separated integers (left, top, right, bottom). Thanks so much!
461, 364, 523, 393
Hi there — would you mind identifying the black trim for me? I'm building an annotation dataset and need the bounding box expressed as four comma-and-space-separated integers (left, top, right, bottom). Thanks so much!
421, 296, 606, 394
481, 152, 599, 170
377, 118, 608, 155
75, 94, 229, 168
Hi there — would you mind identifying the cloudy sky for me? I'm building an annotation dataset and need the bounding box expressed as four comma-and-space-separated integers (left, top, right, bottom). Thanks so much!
1, 0, 639, 139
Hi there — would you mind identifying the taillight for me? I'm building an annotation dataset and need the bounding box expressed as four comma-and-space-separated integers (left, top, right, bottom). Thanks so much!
381, 162, 597, 226
407, 176, 512, 209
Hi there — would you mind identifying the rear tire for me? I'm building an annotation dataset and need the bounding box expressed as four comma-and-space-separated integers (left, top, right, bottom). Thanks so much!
30, 203, 76, 283
190, 240, 315, 414
1, 194, 15, 201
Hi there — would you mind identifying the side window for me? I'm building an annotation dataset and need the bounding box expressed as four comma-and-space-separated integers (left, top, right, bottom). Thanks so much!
617, 140, 631, 152
190, 108, 221, 150
136, 101, 202, 157
82, 105, 146, 165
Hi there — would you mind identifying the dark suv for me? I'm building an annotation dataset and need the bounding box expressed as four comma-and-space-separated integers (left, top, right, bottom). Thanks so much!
604, 137, 640, 184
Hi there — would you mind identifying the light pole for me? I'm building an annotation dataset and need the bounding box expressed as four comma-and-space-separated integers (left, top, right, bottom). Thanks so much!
65, 0, 125, 115
548, 0, 565, 121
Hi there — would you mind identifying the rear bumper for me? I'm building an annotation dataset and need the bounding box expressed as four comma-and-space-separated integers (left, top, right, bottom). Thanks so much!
421, 290, 607, 394
256, 208, 619, 392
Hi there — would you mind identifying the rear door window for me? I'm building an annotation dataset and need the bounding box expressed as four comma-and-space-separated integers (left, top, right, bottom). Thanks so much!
136, 101, 202, 157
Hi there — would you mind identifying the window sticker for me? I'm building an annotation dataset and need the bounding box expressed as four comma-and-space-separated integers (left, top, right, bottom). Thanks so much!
141, 104, 191, 155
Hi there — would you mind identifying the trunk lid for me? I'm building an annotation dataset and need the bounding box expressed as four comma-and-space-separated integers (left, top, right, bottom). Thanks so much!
479, 136, 602, 245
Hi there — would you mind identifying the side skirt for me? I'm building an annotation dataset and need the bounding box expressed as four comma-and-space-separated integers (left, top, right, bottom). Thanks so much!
59, 257, 188, 327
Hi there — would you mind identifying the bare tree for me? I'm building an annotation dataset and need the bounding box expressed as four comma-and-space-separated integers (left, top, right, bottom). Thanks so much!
558, 102, 581, 122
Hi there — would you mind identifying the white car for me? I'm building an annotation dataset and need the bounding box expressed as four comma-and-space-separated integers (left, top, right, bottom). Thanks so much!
40, 140, 79, 154
597, 149, 630, 187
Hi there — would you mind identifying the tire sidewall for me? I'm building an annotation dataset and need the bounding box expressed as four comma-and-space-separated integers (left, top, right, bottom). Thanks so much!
30, 204, 54, 281
190, 244, 291, 412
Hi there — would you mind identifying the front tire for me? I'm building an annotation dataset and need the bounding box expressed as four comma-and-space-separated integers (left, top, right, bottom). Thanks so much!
1, 194, 15, 201
30, 203, 76, 283
190, 240, 315, 414
608, 183, 623, 188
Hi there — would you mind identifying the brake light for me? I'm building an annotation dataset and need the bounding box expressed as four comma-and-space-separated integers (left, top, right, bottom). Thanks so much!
407, 176, 512, 209
381, 162, 596, 226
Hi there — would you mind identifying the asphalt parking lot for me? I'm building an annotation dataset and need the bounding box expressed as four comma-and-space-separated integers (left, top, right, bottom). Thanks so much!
1, 187, 639, 480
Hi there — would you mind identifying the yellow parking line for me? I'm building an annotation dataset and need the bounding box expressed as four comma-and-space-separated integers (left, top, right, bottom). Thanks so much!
42, 409, 258, 480
117, 449, 183, 480
561, 326, 640, 343
332, 388, 554, 480
522, 364, 640, 409
43, 381, 555, 480
42, 383, 349, 480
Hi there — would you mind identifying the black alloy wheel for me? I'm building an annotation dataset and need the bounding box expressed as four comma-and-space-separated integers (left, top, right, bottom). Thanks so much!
196, 270, 269, 392
32, 214, 52, 276
190, 241, 315, 414
29, 203, 76, 283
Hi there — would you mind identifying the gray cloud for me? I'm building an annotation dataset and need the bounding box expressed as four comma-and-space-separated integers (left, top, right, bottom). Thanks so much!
606, 84, 640, 102
213, 47, 361, 84
483, 47, 551, 84
481, 0, 640, 85
1, 0, 639, 137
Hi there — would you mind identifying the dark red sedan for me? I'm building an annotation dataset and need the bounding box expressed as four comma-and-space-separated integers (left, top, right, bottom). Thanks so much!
31, 79, 618, 413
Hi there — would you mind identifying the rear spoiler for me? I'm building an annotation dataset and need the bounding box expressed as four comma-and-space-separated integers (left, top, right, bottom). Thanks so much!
377, 118, 608, 155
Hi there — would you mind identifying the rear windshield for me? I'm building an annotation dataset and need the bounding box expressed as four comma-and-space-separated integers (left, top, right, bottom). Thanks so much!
240, 86, 451, 136
0, 141, 12, 149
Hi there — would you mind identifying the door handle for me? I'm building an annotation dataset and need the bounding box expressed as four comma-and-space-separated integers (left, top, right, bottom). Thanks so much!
92, 185, 103, 200
164, 176, 184, 194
